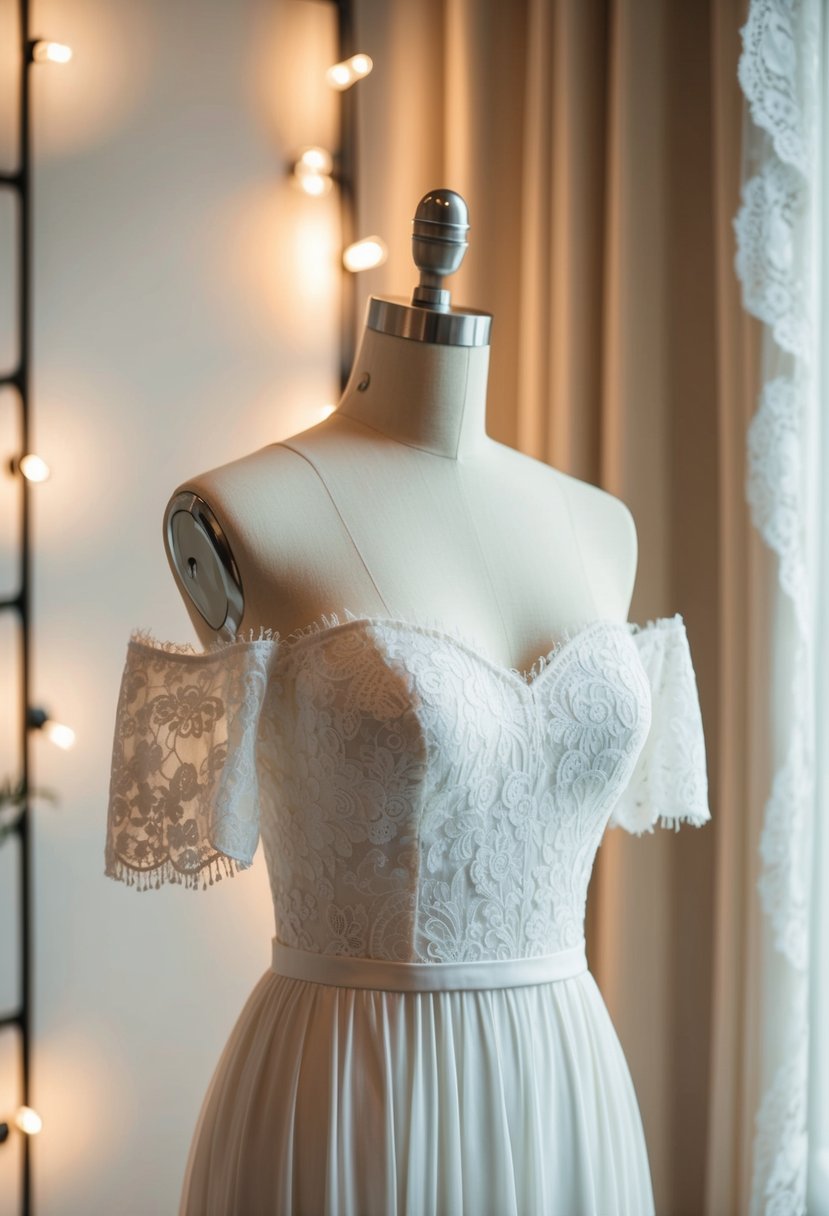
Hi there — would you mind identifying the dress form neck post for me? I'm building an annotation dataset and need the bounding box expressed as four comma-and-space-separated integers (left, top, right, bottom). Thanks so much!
334, 323, 492, 461
333, 189, 492, 462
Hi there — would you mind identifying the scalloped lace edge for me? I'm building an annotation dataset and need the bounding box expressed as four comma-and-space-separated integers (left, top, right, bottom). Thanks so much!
733, 0, 820, 1210
104, 849, 252, 892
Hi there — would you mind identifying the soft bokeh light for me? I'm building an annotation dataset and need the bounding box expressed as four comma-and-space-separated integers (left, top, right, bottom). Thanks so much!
27, 0, 152, 157
0, 2, 345, 1210
296, 172, 331, 197
326, 53, 373, 91
18, 453, 50, 482
293, 146, 334, 197
14, 1106, 42, 1135
319, 404, 337, 420
252, 1, 338, 158
43, 720, 76, 750
32, 41, 73, 65
297, 146, 332, 175
27, 369, 150, 561
212, 181, 338, 347
32, 1023, 132, 1204
343, 236, 387, 273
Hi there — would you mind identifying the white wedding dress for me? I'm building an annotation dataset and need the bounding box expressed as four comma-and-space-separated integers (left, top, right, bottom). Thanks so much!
105, 607, 710, 1216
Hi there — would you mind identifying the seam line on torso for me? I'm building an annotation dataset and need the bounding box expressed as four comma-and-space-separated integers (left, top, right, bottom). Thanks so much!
276, 439, 392, 615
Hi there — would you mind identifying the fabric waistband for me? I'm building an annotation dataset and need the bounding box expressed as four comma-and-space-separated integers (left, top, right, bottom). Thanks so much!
270, 938, 588, 992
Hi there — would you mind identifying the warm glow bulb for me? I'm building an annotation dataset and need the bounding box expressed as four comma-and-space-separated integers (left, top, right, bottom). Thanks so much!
327, 63, 351, 88
44, 720, 76, 750
32, 41, 73, 64
298, 147, 333, 175
19, 453, 51, 482
343, 236, 388, 273
14, 1106, 42, 1136
326, 53, 373, 91
298, 173, 331, 197
319, 404, 337, 420
293, 147, 334, 197
350, 54, 372, 78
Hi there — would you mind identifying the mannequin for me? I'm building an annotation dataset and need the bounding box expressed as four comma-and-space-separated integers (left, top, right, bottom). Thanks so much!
162, 189, 637, 675
105, 193, 712, 1216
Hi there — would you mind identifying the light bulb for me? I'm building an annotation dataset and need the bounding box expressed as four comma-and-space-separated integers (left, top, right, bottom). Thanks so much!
326, 53, 373, 91
32, 41, 73, 64
298, 147, 332, 175
343, 236, 387, 273
319, 404, 337, 420
18, 453, 51, 482
14, 1106, 42, 1135
350, 54, 372, 77
44, 720, 76, 750
296, 171, 331, 198
292, 147, 334, 197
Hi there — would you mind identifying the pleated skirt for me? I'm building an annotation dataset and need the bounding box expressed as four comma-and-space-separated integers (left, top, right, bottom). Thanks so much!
178, 964, 654, 1216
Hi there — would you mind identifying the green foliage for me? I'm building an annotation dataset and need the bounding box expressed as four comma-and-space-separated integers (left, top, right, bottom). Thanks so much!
0, 775, 58, 847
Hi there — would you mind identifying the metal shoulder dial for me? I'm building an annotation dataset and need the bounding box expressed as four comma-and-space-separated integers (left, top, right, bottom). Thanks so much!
163, 490, 244, 638
367, 188, 492, 348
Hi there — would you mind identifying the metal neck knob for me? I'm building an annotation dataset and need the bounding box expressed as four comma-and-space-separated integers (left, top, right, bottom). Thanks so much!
410, 190, 469, 312
366, 188, 492, 348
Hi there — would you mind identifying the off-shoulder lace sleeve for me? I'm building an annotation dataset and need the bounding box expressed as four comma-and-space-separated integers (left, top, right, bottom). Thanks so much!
608, 614, 711, 835
104, 630, 275, 891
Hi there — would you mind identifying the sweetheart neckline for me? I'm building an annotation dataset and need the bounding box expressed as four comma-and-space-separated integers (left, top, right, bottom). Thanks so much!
128, 611, 684, 693
268, 612, 634, 693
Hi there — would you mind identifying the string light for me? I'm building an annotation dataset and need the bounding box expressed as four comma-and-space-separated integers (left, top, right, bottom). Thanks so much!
31, 40, 72, 64
297, 147, 332, 174
15, 453, 51, 482
292, 146, 334, 197
326, 53, 372, 91
299, 38, 380, 416
5, 17, 71, 1209
27, 707, 76, 750
43, 721, 76, 750
13, 1106, 43, 1135
343, 236, 387, 273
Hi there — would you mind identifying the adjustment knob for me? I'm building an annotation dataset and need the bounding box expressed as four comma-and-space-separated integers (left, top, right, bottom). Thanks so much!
411, 189, 470, 311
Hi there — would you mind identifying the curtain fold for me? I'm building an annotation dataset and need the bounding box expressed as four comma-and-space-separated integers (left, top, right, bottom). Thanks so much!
706, 5, 770, 1211
353, 3, 748, 1210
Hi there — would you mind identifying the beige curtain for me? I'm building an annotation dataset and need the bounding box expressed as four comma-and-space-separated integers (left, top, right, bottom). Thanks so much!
706, 5, 770, 1213
354, 1, 758, 1211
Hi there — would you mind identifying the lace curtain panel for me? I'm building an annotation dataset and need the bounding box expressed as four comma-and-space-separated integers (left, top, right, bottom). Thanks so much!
733, 0, 826, 1211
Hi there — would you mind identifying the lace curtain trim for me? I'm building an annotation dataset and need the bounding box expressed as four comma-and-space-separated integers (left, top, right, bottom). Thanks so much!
733, 1, 820, 1211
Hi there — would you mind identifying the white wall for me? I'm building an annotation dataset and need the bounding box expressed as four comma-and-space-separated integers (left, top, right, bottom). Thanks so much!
0, 1, 340, 1211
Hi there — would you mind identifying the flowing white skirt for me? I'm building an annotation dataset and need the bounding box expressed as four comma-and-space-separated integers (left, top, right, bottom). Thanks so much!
178, 950, 655, 1216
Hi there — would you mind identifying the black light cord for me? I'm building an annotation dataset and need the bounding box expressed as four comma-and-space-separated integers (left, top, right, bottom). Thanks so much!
0, 1, 36, 1213
0, 8, 359, 1212
302, 0, 359, 391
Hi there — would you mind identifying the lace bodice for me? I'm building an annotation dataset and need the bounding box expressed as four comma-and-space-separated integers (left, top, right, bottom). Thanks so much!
105, 611, 710, 964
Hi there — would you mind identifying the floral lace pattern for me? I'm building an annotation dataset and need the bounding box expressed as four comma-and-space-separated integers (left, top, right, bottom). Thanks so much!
106, 636, 273, 890
105, 612, 710, 965
734, 1, 821, 1211
608, 617, 709, 835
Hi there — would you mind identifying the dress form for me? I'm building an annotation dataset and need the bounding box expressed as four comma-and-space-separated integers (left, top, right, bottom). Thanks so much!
163, 190, 637, 674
